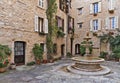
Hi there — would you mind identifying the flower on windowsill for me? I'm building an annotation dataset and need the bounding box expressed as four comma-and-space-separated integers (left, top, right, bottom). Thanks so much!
93, 32, 98, 36
109, 31, 114, 35
57, 30, 65, 38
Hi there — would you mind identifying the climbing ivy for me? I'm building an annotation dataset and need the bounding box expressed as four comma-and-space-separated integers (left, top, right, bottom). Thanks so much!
46, 0, 58, 59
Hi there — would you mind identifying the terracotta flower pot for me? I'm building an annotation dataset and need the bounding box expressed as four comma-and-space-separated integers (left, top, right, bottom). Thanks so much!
49, 59, 54, 63
36, 60, 41, 65
0, 67, 6, 73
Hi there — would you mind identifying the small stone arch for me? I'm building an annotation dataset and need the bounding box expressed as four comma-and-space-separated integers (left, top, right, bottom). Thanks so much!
75, 44, 80, 54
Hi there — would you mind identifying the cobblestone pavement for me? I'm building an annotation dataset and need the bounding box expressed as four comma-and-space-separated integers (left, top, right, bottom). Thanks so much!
0, 59, 120, 83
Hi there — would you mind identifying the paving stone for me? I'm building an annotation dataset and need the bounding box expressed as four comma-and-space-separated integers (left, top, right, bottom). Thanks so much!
0, 60, 120, 83
21, 76, 33, 82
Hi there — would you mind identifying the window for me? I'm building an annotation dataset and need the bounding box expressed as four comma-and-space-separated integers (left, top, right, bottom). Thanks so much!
78, 23, 83, 28
93, 20, 98, 31
35, 15, 48, 34
105, 16, 118, 29
38, 17, 44, 33
39, 0, 44, 8
59, 0, 71, 13
108, 0, 115, 11
90, 2, 101, 14
78, 8, 83, 15
110, 17, 115, 29
56, 16, 64, 31
90, 19, 101, 31
93, 3, 98, 14
68, 16, 74, 33
59, 0, 64, 11
40, 43, 44, 52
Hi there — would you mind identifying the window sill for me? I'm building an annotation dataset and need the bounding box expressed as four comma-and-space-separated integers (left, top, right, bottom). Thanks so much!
93, 13, 97, 16
78, 14, 82, 15
39, 32, 47, 35
37, 6, 45, 10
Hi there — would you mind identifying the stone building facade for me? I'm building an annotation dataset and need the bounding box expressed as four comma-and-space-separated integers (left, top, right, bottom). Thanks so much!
0, 0, 49, 65
0, 0, 74, 65
2, 0, 119, 65
70, 0, 120, 56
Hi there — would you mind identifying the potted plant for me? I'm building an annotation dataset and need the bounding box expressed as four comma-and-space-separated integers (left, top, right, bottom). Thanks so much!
0, 59, 9, 73
48, 55, 54, 63
0, 44, 11, 73
32, 44, 43, 64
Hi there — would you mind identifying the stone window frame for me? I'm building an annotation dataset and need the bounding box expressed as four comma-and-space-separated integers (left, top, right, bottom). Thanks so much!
77, 22, 83, 28
78, 7, 83, 15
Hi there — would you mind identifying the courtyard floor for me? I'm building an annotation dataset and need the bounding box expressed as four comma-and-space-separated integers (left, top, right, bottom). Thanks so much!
0, 59, 120, 83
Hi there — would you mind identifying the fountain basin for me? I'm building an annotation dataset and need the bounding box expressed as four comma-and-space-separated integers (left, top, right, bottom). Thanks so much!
71, 57, 104, 72
66, 56, 111, 75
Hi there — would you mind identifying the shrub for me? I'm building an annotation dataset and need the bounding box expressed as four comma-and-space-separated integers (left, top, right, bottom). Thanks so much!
32, 44, 43, 61
112, 47, 120, 59
99, 51, 108, 59
66, 52, 72, 58
80, 45, 86, 56
27, 61, 35, 66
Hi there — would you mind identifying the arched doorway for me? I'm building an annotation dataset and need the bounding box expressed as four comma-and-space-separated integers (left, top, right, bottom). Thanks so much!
14, 41, 26, 65
75, 44, 80, 54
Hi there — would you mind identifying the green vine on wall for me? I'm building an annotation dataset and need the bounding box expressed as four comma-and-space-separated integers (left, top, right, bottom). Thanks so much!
46, 0, 57, 59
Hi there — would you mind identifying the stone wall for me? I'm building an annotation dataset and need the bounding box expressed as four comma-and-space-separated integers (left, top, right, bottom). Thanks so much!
0, 0, 69, 64
70, 0, 120, 56
0, 0, 47, 64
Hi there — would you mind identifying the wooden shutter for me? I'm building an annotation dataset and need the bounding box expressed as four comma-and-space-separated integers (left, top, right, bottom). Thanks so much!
105, 17, 109, 29
72, 18, 74, 29
35, 15, 39, 32
109, 0, 115, 10
115, 16, 118, 28
98, 19, 101, 30
44, 19, 48, 33
90, 20, 93, 31
98, 2, 101, 12
62, 19, 64, 31
108, 0, 112, 10
90, 4, 93, 14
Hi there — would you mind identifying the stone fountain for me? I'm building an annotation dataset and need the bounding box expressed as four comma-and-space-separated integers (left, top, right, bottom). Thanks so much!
67, 32, 110, 75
